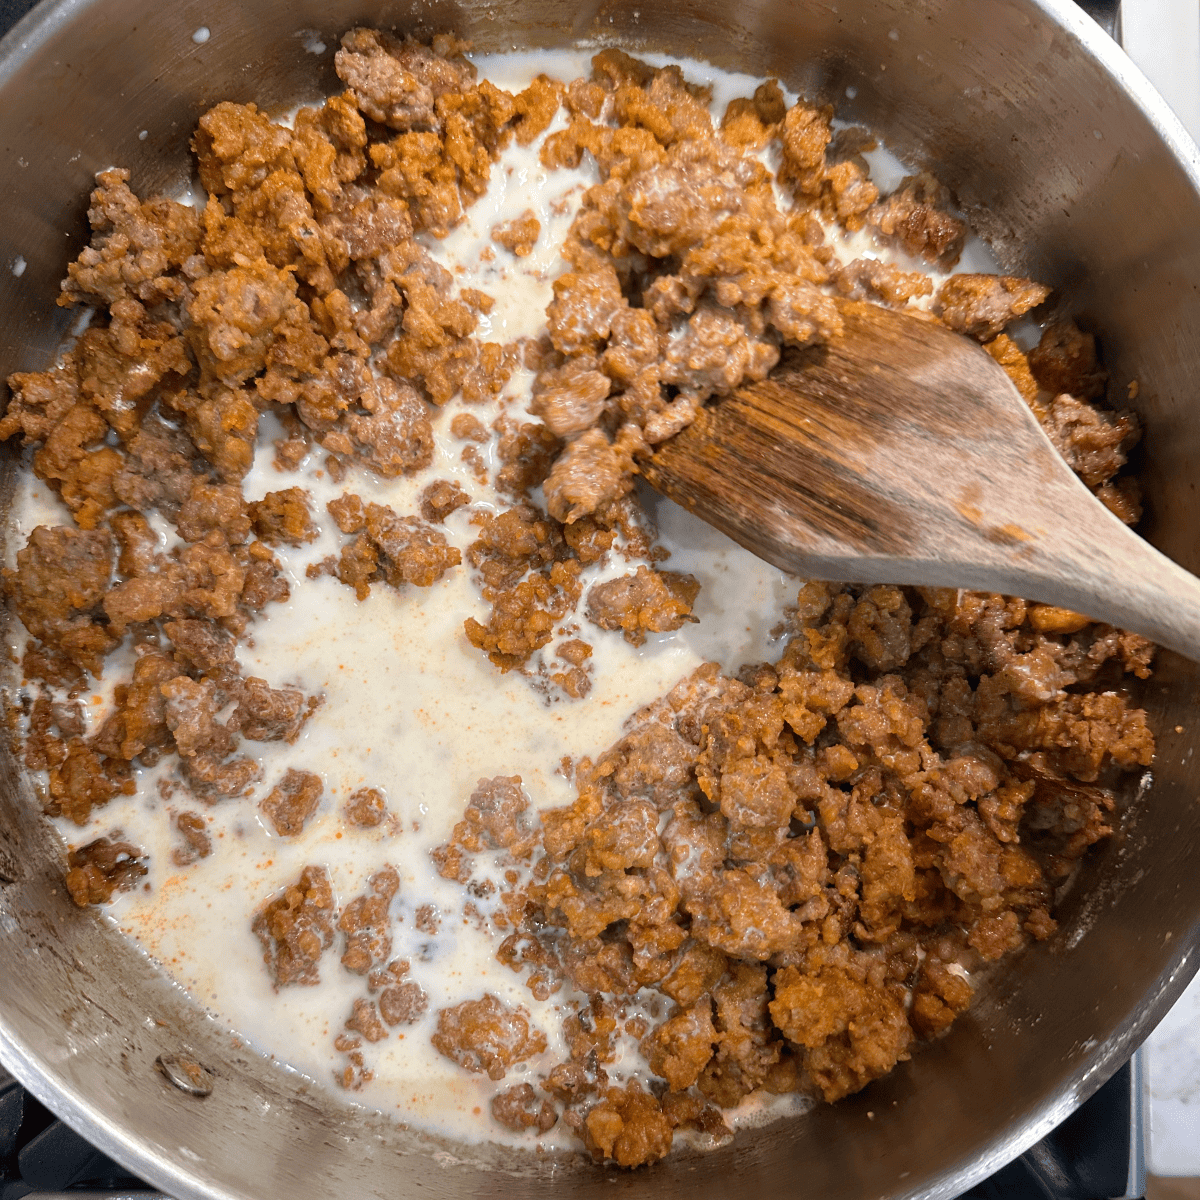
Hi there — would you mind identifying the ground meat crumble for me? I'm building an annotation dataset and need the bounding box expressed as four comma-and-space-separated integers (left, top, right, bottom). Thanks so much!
435, 581, 1154, 1162
1, 30, 1157, 1170
309, 493, 461, 599
432, 992, 548, 1081
252, 864, 336, 987
64, 834, 148, 905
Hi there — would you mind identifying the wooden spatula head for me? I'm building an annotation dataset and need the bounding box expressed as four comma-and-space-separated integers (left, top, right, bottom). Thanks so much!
642, 300, 1200, 661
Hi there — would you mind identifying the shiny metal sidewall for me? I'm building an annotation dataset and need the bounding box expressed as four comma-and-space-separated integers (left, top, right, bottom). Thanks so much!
1, 1, 1199, 1198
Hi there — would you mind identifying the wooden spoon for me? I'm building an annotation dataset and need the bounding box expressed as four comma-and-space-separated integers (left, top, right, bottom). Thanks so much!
641, 299, 1200, 661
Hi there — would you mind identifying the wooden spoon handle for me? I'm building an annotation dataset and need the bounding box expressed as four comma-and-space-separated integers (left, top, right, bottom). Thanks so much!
975, 485, 1200, 662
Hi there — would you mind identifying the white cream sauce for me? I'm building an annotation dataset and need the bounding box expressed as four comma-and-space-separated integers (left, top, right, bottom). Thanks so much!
7, 46, 1001, 1152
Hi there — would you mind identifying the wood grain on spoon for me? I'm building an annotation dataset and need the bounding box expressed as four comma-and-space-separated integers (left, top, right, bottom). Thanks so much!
642, 298, 1200, 661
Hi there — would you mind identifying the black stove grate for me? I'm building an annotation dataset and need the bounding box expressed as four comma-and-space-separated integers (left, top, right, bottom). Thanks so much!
959, 1058, 1144, 1200
0, 1067, 164, 1200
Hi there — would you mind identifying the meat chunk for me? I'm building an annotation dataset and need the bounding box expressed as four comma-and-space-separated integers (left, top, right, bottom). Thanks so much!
662, 302, 780, 398
984, 333, 1041, 409
47, 742, 134, 825
252, 865, 336, 987
60, 168, 201, 306
513, 74, 563, 143
491, 1083, 558, 1133
544, 426, 644, 524
250, 488, 317, 546
377, 962, 430, 1026
344, 786, 388, 828
65, 836, 148, 906
378, 982, 430, 1025
1042, 393, 1138, 489
770, 956, 912, 1102
260, 768, 323, 836
161, 676, 232, 760
834, 258, 933, 307
419, 478, 470, 523
312, 499, 461, 599
176, 481, 252, 545
164, 619, 238, 674
867, 173, 967, 266
334, 28, 472, 132
235, 678, 317, 743
720, 80, 786, 150
463, 563, 580, 671
933, 273, 1051, 341
431, 993, 547, 1080
1029, 320, 1107, 399
531, 361, 611, 438
345, 378, 434, 477
586, 566, 700, 645
6, 526, 114, 676
459, 775, 535, 854
183, 748, 262, 803
345, 997, 388, 1043
547, 267, 625, 357
171, 812, 213, 867
642, 1000, 717, 1090
492, 210, 541, 256
777, 100, 832, 197
339, 867, 399, 974
112, 417, 205, 517
432, 775, 537, 881
187, 257, 301, 386
583, 1082, 673, 1167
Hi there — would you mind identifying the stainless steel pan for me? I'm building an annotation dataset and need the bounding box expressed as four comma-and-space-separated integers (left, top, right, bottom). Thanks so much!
1, 1, 1199, 1196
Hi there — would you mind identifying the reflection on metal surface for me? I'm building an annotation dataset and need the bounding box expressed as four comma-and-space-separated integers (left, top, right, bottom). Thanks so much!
1129, 1048, 1148, 1200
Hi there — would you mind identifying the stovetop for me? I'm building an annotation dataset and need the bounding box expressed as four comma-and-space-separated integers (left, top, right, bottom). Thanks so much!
0, 0, 1193, 1196
0, 1064, 163, 1199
